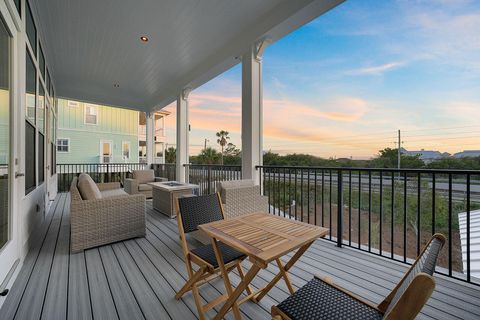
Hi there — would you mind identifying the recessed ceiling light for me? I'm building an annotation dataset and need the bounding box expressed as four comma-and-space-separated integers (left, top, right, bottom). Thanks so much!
113, 83, 120, 88
140, 36, 149, 42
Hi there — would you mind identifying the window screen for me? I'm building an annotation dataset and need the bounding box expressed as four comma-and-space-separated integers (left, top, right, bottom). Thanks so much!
26, 1, 37, 55
38, 133, 44, 184
25, 121, 36, 194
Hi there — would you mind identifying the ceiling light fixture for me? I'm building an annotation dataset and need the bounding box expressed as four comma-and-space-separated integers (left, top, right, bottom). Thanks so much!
140, 36, 149, 42
113, 83, 120, 88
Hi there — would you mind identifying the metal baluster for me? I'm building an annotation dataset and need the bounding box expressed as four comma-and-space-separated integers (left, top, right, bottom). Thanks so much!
348, 170, 352, 246
307, 169, 310, 224
368, 171, 372, 252
417, 172, 421, 256
432, 173, 436, 235
321, 169, 325, 227
315, 170, 318, 226
358, 171, 362, 249
448, 174, 452, 277
467, 174, 471, 282
391, 171, 395, 259
337, 170, 343, 247
379, 171, 383, 255
403, 172, 407, 263
329, 169, 332, 240
283, 168, 286, 217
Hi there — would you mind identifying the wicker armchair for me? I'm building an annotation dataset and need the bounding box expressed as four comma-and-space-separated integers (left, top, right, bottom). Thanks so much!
217, 180, 269, 218
70, 176, 146, 253
124, 169, 167, 198
272, 233, 446, 320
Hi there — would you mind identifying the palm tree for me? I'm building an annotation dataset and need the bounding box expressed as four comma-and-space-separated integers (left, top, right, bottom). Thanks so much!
165, 146, 176, 164
216, 130, 230, 164
197, 147, 221, 164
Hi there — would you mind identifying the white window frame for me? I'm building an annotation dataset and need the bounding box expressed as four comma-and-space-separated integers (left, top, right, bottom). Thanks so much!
84, 103, 98, 125
67, 100, 79, 108
122, 141, 131, 160
56, 138, 70, 153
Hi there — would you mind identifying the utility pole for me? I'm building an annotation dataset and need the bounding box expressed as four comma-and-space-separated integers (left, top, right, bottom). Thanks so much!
204, 138, 209, 150
397, 129, 401, 169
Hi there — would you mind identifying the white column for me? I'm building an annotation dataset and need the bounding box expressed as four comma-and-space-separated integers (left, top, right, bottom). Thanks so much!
145, 112, 155, 165
176, 89, 190, 182
242, 40, 269, 184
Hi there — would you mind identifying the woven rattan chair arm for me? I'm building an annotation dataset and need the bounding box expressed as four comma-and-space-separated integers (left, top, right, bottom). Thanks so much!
314, 275, 381, 312
124, 178, 139, 194
97, 182, 121, 191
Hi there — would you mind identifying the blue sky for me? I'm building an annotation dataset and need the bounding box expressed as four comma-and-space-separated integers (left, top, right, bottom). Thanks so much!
165, 0, 480, 159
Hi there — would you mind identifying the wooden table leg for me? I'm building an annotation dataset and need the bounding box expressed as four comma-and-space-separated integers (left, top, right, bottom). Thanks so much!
213, 263, 261, 320
211, 238, 242, 320
255, 241, 314, 302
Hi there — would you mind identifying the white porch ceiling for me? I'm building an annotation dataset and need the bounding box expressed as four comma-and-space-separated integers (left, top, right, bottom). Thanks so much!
32, 0, 344, 112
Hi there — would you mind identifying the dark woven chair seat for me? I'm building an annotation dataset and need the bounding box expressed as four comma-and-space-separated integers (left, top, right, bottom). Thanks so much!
277, 277, 383, 320
191, 242, 245, 268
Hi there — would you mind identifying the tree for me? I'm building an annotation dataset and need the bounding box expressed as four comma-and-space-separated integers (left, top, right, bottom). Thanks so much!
370, 148, 424, 169
196, 147, 221, 164
216, 130, 230, 164
165, 146, 176, 164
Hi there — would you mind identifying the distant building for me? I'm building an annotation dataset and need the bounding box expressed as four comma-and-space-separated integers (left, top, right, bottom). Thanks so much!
453, 150, 480, 158
401, 148, 450, 163
57, 99, 169, 164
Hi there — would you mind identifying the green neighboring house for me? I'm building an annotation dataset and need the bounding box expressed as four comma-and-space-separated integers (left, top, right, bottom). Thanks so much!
56, 99, 169, 164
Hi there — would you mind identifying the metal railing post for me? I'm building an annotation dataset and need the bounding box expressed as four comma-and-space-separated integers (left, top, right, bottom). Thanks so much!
337, 170, 343, 248
207, 166, 212, 194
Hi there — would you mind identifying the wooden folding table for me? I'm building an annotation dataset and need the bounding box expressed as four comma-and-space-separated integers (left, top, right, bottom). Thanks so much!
198, 212, 329, 320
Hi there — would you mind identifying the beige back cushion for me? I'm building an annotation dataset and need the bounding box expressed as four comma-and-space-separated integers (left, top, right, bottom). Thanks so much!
133, 169, 155, 184
77, 173, 102, 200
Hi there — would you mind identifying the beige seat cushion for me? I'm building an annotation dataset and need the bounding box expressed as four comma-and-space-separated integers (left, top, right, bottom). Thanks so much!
133, 170, 155, 184
138, 184, 152, 192
77, 173, 102, 200
101, 189, 129, 198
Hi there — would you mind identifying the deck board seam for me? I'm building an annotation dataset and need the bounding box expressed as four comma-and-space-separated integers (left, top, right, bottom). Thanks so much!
39, 192, 68, 319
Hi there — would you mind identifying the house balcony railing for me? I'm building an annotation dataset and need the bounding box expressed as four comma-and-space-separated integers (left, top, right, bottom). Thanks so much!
256, 165, 480, 286
57, 162, 480, 286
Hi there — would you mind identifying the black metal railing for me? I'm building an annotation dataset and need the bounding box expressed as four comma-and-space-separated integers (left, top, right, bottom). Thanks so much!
184, 164, 242, 195
256, 165, 480, 285
152, 163, 177, 181
57, 163, 149, 191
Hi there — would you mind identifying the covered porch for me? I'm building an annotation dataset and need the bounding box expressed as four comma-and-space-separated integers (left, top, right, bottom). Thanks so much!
1, 194, 479, 320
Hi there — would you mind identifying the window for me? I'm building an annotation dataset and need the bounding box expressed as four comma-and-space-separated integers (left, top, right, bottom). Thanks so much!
67, 100, 79, 108
122, 141, 130, 160
39, 45, 45, 79
14, 0, 21, 15
26, 50, 36, 124
26, 1, 37, 55
51, 142, 56, 175
38, 133, 44, 184
57, 138, 69, 152
38, 85, 45, 133
25, 121, 36, 194
84, 104, 97, 124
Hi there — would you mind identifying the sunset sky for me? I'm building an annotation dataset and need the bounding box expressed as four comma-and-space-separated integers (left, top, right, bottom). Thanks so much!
163, 0, 480, 159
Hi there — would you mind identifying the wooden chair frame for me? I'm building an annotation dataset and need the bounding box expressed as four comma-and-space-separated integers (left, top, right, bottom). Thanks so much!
271, 233, 446, 320
175, 193, 252, 320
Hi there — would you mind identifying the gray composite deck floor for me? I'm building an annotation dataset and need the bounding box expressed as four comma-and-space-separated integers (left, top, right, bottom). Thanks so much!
1, 193, 480, 320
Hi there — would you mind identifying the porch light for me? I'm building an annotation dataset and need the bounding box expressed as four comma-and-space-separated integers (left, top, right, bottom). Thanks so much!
140, 36, 149, 42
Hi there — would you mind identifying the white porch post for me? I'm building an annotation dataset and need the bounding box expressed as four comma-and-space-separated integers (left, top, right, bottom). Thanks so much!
145, 112, 155, 166
242, 40, 268, 184
176, 89, 190, 182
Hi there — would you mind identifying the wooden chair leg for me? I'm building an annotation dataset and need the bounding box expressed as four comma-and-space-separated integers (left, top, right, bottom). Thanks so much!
192, 282, 207, 320
175, 266, 206, 299
211, 238, 242, 320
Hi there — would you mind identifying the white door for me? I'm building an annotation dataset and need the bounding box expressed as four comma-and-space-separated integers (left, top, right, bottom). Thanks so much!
100, 140, 112, 163
0, 6, 19, 287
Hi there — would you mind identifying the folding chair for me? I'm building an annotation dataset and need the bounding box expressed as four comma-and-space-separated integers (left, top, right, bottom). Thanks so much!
272, 233, 446, 320
175, 193, 253, 320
